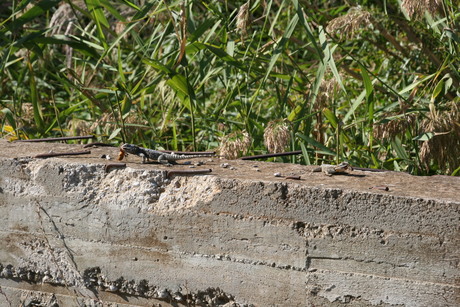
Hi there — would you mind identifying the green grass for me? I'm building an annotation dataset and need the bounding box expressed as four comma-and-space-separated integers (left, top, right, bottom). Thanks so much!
0, 0, 459, 175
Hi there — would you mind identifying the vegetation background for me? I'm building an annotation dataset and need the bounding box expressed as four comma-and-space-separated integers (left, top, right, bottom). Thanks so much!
1, 0, 459, 175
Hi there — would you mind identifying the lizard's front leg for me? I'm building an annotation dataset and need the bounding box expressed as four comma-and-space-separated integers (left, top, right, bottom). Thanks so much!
157, 154, 173, 166
140, 153, 149, 164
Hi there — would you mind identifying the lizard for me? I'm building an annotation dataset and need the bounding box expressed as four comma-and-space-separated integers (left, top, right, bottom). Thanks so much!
312, 162, 353, 176
119, 143, 215, 165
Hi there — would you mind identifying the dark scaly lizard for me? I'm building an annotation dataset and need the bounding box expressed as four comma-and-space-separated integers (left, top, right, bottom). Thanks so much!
119, 143, 214, 165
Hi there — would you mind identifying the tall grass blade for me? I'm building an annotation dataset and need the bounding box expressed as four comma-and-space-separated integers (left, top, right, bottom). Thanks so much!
359, 63, 374, 121
322, 108, 338, 129
344, 90, 366, 123
27, 60, 44, 134
319, 28, 345, 92
292, 0, 323, 60
1, 108, 16, 132
296, 132, 336, 156
263, 13, 298, 83
84, 0, 110, 50
6, 0, 61, 31
391, 136, 409, 161
300, 142, 311, 165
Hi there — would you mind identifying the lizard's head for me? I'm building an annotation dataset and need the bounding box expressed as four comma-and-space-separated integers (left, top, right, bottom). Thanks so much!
120, 143, 141, 155
337, 162, 353, 171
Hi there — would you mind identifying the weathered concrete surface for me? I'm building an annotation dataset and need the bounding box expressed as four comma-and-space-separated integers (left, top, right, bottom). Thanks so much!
0, 139, 459, 306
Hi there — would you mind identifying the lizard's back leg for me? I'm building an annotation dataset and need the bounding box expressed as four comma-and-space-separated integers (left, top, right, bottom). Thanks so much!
324, 166, 334, 176
157, 155, 175, 165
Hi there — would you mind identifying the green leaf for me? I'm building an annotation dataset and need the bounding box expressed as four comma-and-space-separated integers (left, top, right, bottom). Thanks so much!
319, 27, 344, 92
23, 34, 102, 59
296, 132, 336, 156
323, 108, 338, 129
344, 90, 366, 123
445, 28, 460, 44
190, 42, 252, 73
85, 0, 110, 28
452, 165, 460, 176
359, 64, 373, 100
398, 73, 435, 95
391, 136, 409, 160
44, 118, 57, 135
12, 0, 33, 13
1, 108, 16, 131
189, 19, 218, 43
84, 0, 110, 49
121, 96, 132, 115
292, 0, 323, 60
270, 73, 292, 80
108, 127, 122, 140
309, 60, 327, 111
431, 79, 444, 101
370, 152, 379, 168
327, 44, 345, 93
13, 29, 48, 46
287, 106, 302, 122
300, 142, 311, 165
132, 0, 156, 21
100, 0, 126, 21
263, 13, 298, 83
27, 61, 44, 133
166, 73, 189, 97
445, 77, 453, 92
413, 132, 435, 141
119, 0, 140, 11
6, 0, 61, 31
358, 63, 374, 121
142, 58, 173, 74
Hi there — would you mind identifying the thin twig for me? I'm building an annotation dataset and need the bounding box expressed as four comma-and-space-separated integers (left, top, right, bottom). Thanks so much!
240, 150, 302, 160
285, 175, 301, 180
83, 142, 115, 148
369, 185, 390, 191
353, 167, 386, 173
34, 150, 91, 158
167, 169, 212, 177
16, 135, 94, 142
160, 150, 216, 155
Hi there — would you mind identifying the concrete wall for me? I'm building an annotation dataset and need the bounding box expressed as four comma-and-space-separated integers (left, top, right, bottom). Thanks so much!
0, 141, 459, 306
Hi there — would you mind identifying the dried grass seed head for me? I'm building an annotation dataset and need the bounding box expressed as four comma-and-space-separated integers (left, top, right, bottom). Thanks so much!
326, 7, 372, 40
419, 101, 460, 172
373, 113, 417, 141
264, 120, 291, 153
48, 2, 78, 36
69, 118, 93, 137
315, 78, 340, 111
21, 103, 35, 124
219, 131, 252, 159
401, 0, 443, 19
236, 1, 250, 39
